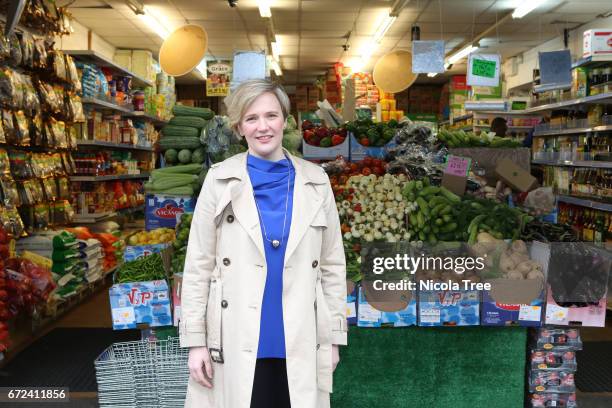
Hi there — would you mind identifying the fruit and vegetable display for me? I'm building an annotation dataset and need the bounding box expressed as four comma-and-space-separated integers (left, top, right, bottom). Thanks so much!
114, 252, 166, 283
302, 120, 347, 147
202, 115, 247, 164
282, 115, 302, 156
160, 105, 214, 164
127, 228, 175, 246
171, 213, 192, 274
344, 118, 400, 147
437, 129, 522, 148
144, 163, 204, 196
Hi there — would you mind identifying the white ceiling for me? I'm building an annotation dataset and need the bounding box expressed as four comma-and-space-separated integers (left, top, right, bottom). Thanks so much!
63, 0, 612, 85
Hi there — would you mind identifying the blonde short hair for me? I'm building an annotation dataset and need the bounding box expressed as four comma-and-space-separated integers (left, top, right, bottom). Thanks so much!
224, 79, 290, 134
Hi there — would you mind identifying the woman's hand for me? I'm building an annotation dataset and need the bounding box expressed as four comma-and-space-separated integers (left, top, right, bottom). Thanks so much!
188, 346, 214, 388
332, 345, 340, 372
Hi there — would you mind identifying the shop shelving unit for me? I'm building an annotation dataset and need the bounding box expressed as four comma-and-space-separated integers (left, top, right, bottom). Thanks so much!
63, 50, 153, 88
70, 173, 151, 182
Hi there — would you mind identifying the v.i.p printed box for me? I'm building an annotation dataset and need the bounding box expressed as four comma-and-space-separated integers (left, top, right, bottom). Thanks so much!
418, 290, 480, 326
145, 194, 195, 231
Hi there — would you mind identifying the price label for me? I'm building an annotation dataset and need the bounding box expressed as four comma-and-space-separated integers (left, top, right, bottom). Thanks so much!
445, 155, 471, 177
472, 58, 497, 78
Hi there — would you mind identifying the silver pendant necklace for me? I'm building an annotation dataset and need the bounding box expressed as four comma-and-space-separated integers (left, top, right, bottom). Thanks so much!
253, 161, 291, 249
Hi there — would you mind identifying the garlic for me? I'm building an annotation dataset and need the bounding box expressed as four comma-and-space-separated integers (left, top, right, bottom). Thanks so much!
507, 270, 523, 280
511, 240, 528, 254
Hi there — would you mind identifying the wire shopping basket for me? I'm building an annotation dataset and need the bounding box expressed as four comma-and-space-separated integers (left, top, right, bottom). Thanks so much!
94, 337, 189, 408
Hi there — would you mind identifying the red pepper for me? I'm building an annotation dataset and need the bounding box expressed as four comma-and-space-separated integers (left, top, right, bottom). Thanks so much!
360, 138, 370, 146
331, 134, 344, 146
361, 167, 372, 176
353, 204, 362, 212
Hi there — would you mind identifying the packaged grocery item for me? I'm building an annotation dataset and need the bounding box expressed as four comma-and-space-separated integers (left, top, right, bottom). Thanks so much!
0, 70, 18, 108
65, 54, 81, 93
51, 200, 74, 225
536, 327, 582, 350
20, 32, 34, 68
529, 370, 575, 393
0, 150, 10, 174
42, 177, 57, 201
51, 50, 67, 81
8, 150, 34, 179
0, 33, 10, 61
1, 109, 15, 143
8, 33, 22, 66
29, 112, 44, 146
38, 80, 62, 113
0, 207, 25, 238
13, 110, 30, 146
57, 177, 70, 199
530, 350, 577, 371
68, 94, 85, 122
32, 38, 47, 69
34, 203, 50, 230
22, 75, 40, 111
0, 176, 21, 206
530, 392, 576, 408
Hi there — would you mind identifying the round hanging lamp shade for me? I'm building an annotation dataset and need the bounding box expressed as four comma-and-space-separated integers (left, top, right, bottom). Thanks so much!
159, 25, 208, 77
372, 50, 418, 94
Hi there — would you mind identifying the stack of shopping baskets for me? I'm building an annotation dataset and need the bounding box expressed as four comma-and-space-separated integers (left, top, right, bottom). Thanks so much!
94, 337, 189, 407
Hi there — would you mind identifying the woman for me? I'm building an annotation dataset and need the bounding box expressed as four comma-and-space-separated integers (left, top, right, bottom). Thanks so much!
180, 79, 348, 408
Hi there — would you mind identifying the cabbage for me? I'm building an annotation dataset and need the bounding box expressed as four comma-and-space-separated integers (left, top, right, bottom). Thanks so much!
282, 129, 302, 152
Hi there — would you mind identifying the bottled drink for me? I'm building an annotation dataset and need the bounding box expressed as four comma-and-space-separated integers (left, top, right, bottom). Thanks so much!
583, 210, 594, 242
594, 214, 604, 246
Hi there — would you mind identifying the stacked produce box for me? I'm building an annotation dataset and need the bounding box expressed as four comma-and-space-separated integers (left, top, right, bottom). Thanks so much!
528, 328, 581, 407
352, 73, 379, 108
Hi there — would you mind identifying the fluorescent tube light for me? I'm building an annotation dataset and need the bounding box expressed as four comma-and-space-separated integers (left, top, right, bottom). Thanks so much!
271, 41, 280, 61
139, 10, 170, 40
447, 45, 478, 64
271, 59, 282, 76
427, 72, 438, 77
373, 15, 397, 43
258, 0, 272, 18
512, 0, 545, 19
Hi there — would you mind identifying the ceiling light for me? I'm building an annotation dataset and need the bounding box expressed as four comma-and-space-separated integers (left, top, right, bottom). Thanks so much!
139, 7, 170, 40
447, 44, 478, 64
196, 59, 207, 77
512, 0, 545, 19
427, 73, 438, 77
360, 39, 377, 60
271, 41, 280, 60
374, 15, 397, 43
258, 0, 272, 18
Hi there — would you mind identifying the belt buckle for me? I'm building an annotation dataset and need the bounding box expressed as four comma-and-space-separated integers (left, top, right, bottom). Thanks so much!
209, 347, 224, 364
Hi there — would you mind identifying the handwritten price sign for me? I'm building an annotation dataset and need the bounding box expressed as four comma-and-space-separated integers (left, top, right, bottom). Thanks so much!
444, 155, 471, 177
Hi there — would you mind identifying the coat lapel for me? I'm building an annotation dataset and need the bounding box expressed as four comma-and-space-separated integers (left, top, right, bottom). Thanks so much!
217, 149, 327, 265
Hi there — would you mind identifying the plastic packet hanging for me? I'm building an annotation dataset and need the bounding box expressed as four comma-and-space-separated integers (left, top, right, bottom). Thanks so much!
31, 180, 45, 204
42, 177, 57, 201
13, 111, 30, 146
52, 120, 67, 148
60, 152, 76, 175
19, 33, 34, 68
70, 94, 85, 122
0, 117, 5, 144
29, 112, 43, 146
0, 34, 10, 61
2, 109, 16, 143
33, 38, 47, 69
22, 75, 40, 111
0, 69, 18, 108
12, 71, 25, 109
34, 203, 50, 230
8, 150, 34, 179
4, 207, 25, 238
67, 125, 78, 149
0, 150, 9, 174
0, 176, 20, 207
52, 51, 67, 81
17, 181, 33, 206
8, 34, 22, 66
56, 177, 70, 199
65, 55, 81, 93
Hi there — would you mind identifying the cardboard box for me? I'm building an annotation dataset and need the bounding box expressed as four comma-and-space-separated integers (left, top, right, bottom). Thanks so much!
349, 132, 397, 161
544, 286, 608, 327
418, 289, 480, 326
347, 280, 358, 326
296, 86, 308, 97
109, 280, 172, 329
302, 134, 349, 160
357, 282, 417, 327
124, 242, 170, 262
495, 158, 538, 192
145, 194, 195, 231
582, 29, 612, 58
172, 273, 183, 326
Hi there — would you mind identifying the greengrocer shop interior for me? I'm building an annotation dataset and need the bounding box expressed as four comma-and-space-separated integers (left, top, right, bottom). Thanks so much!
1, 0, 612, 407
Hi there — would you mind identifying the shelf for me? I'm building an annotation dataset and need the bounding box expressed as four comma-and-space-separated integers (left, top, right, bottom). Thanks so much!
76, 140, 154, 152
522, 92, 612, 113
81, 97, 133, 114
125, 111, 169, 126
532, 159, 612, 168
533, 125, 612, 137
474, 124, 534, 129
473, 111, 539, 116
557, 195, 612, 212
117, 204, 145, 213
70, 173, 150, 182
450, 114, 473, 123
63, 50, 153, 88
572, 55, 612, 70
73, 211, 117, 224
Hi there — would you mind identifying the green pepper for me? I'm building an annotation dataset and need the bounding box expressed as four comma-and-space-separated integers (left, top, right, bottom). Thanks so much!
319, 137, 332, 147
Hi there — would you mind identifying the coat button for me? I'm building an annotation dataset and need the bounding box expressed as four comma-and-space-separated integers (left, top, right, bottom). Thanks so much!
221, 300, 228, 308
223, 258, 231, 266
316, 344, 320, 350
226, 214, 234, 223
312, 260, 318, 268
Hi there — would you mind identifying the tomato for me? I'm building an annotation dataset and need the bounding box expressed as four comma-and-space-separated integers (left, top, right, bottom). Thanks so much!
361, 167, 372, 176
349, 163, 359, 172
363, 157, 373, 166
360, 138, 370, 146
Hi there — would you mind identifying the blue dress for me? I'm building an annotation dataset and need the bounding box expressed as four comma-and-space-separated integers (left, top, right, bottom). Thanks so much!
246, 153, 295, 359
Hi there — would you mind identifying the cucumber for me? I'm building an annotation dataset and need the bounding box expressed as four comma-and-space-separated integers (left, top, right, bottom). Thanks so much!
439, 187, 461, 203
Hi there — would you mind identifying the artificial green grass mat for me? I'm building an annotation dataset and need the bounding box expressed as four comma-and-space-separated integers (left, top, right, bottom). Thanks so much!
332, 326, 527, 408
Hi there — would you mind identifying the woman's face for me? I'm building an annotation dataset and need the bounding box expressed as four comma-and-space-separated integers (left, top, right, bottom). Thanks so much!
238, 92, 285, 161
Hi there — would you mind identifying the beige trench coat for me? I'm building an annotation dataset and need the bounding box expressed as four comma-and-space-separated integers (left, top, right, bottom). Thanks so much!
180, 148, 348, 408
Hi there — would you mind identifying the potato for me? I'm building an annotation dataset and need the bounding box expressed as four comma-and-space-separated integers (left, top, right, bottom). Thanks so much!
511, 240, 528, 254
507, 270, 523, 280
516, 260, 533, 276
